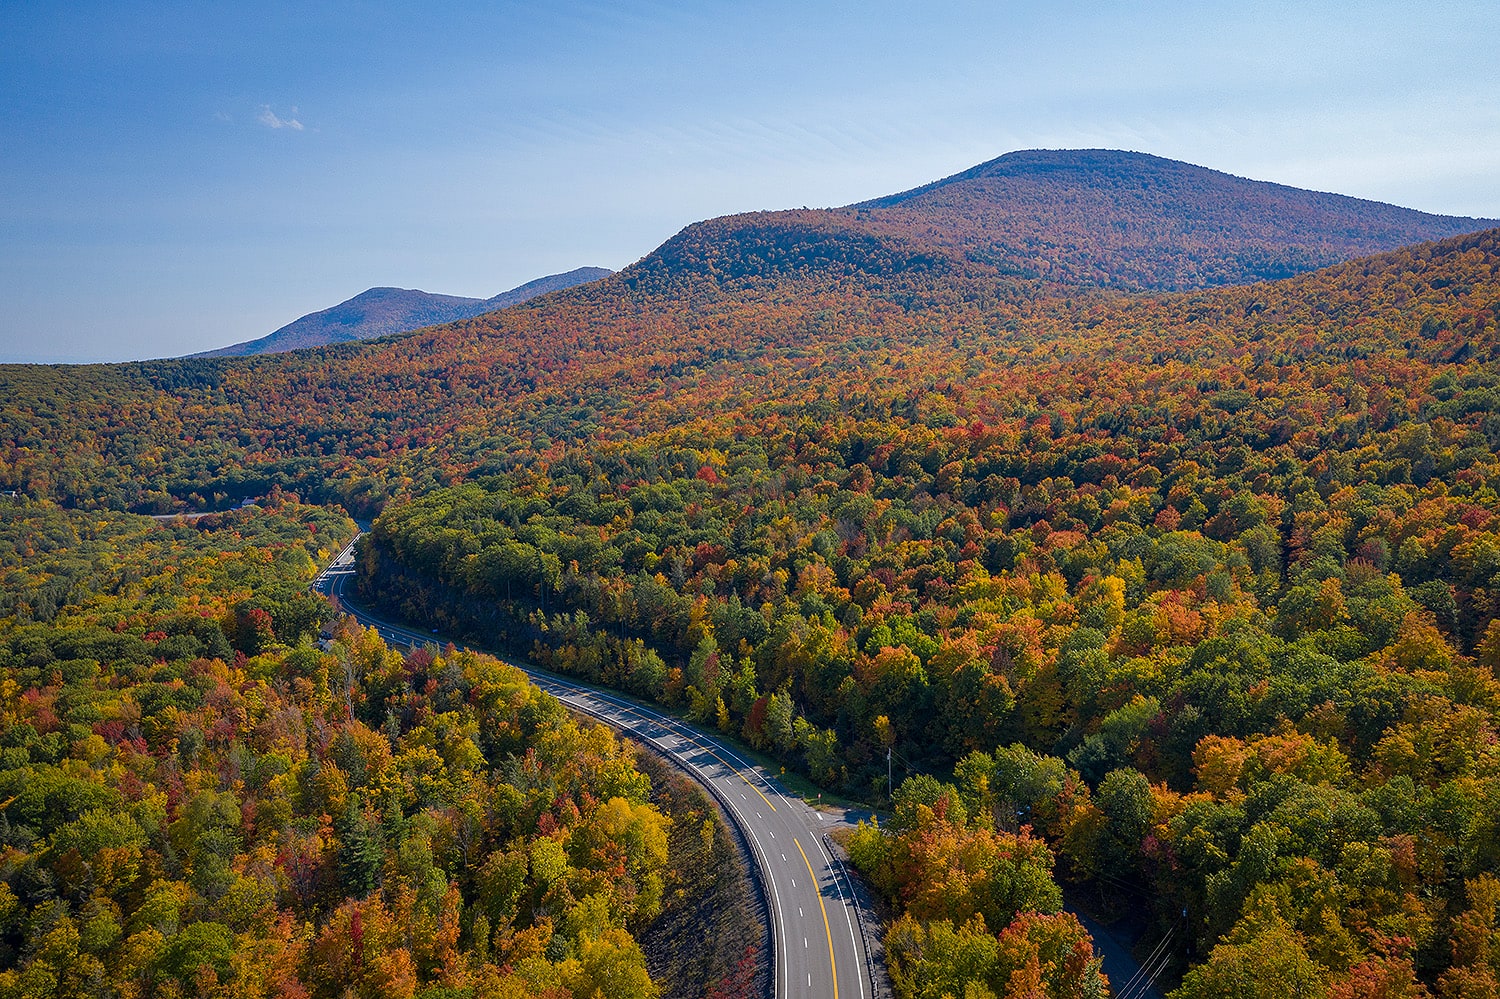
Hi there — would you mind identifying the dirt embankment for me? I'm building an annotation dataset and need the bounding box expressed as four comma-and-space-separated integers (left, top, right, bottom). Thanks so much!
634, 748, 769, 999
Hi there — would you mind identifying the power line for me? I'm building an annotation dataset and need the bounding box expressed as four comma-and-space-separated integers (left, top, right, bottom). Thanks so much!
1115, 926, 1174, 999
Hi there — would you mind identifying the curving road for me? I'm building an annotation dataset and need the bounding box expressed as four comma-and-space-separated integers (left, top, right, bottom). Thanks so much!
315, 534, 880, 999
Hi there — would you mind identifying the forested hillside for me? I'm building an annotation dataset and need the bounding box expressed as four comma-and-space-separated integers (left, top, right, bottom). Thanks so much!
2, 152, 1493, 518
360, 227, 1500, 997
849, 148, 1500, 289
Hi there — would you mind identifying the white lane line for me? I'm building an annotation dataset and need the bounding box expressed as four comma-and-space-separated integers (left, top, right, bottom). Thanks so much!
813, 832, 867, 999
781, 853, 787, 861
677, 754, 790, 999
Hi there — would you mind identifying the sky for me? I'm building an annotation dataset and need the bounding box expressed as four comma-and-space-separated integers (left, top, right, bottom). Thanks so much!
2, 1, 1499, 363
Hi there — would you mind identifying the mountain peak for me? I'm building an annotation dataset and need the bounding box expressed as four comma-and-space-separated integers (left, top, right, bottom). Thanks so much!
860, 148, 1200, 204
839, 148, 1500, 290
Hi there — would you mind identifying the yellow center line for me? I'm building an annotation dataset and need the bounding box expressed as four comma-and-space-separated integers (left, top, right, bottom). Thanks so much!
707, 747, 778, 812
796, 838, 838, 999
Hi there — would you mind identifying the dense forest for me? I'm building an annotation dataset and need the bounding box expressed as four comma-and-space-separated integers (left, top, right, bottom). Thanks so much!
0, 498, 756, 998
4, 150, 1500, 999
354, 228, 1500, 997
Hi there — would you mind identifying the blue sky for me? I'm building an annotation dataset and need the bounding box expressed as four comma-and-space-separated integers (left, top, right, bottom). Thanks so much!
3, 1, 1498, 363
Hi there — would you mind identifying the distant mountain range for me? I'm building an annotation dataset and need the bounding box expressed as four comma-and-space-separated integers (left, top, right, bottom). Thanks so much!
192, 151, 1495, 361
195, 266, 613, 357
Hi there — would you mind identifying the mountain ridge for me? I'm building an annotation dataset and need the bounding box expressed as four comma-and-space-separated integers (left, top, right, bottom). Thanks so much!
194, 265, 613, 357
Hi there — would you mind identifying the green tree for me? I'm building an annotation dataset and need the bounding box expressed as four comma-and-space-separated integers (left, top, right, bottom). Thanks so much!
1171, 894, 1327, 999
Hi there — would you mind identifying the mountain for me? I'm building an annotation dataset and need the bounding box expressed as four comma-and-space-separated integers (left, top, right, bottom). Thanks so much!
195, 265, 612, 357
846, 148, 1500, 289
635, 149, 1498, 294
479, 267, 615, 311
192, 151, 1496, 360
6, 149, 1500, 519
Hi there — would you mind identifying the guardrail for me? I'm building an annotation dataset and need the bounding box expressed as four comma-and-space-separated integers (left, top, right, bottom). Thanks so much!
824, 834, 889, 999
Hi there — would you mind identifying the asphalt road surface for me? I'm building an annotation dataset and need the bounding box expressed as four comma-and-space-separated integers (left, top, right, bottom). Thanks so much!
315, 534, 880, 999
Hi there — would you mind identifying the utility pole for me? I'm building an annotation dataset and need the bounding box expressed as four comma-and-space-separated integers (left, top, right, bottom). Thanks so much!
887, 746, 893, 802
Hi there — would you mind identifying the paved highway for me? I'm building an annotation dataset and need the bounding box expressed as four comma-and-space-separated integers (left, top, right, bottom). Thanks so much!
315, 534, 880, 999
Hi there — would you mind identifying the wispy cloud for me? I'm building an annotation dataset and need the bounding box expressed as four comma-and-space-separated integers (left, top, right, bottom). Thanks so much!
257, 105, 304, 131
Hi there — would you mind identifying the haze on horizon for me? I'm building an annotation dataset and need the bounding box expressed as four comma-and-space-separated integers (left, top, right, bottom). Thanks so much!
3, 0, 1498, 363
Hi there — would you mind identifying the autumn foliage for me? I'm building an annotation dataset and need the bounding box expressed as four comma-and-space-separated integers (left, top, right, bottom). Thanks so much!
2, 153, 1500, 998
0, 502, 686, 998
